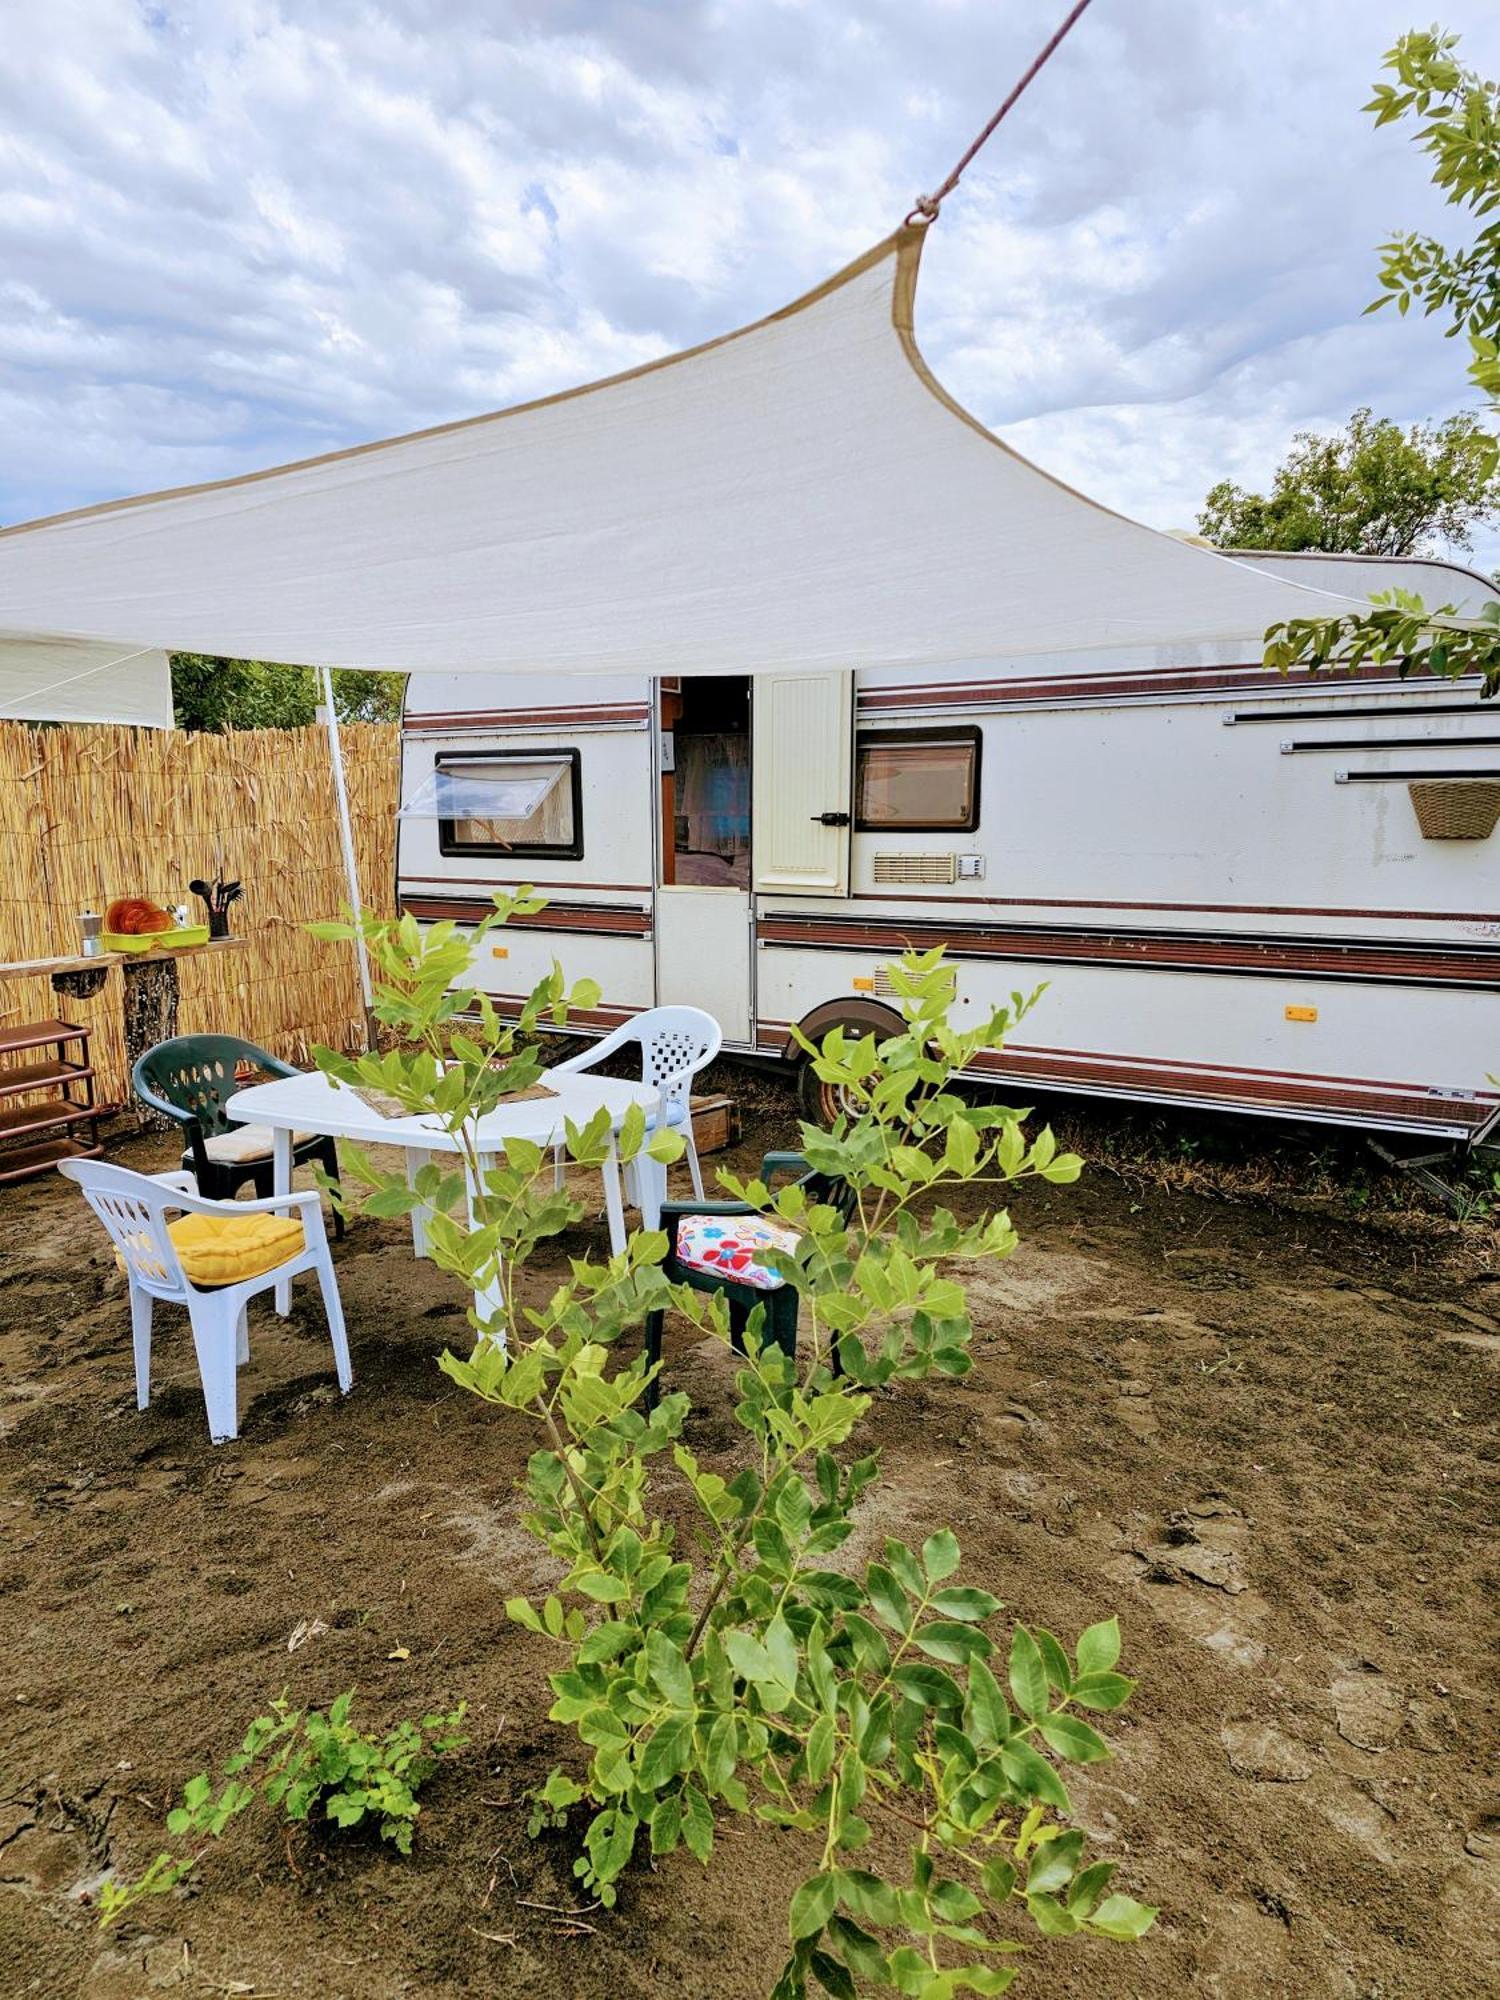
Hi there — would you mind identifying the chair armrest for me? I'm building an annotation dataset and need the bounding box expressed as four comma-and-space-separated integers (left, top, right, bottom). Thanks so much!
159, 1185, 325, 1220
255, 1052, 303, 1081
658, 1198, 756, 1221
546, 1019, 637, 1077
657, 1196, 754, 1260
759, 1151, 811, 1190
129, 1060, 211, 1174
132, 1071, 194, 1130
150, 1171, 199, 1195
545, 1050, 596, 1077
217, 1188, 325, 1218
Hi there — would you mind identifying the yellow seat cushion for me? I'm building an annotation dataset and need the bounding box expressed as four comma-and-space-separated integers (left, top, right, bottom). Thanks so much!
116, 1211, 306, 1287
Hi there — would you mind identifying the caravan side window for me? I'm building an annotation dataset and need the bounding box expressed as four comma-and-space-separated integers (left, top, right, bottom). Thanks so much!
436, 749, 583, 858
855, 727, 981, 832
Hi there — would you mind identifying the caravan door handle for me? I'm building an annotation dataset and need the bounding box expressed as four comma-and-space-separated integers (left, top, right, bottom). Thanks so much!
810, 811, 851, 826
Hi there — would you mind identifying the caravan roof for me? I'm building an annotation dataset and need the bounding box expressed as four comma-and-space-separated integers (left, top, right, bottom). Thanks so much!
1228, 550, 1500, 621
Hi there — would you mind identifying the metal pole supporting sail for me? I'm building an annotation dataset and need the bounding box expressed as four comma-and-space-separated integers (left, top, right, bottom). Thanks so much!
319, 665, 377, 1051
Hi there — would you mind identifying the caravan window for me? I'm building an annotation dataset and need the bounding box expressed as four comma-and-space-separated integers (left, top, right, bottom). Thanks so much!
435, 750, 583, 858
855, 727, 980, 832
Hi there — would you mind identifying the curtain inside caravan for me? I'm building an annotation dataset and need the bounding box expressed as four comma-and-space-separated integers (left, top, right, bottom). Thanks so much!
675, 731, 750, 887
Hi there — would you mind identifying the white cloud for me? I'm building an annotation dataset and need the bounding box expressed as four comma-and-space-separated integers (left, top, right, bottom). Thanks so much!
1, 0, 1498, 575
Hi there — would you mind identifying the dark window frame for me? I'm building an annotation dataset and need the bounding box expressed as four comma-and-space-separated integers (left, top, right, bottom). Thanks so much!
854, 724, 982, 833
435, 746, 585, 860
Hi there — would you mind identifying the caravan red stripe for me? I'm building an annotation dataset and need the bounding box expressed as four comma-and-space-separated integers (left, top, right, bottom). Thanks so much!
755, 1017, 1495, 1134
756, 1018, 1496, 1101
846, 892, 1500, 924
404, 703, 650, 731
472, 995, 637, 1032
754, 915, 1500, 986
401, 894, 650, 937
857, 662, 1476, 711
402, 874, 653, 893
964, 1048, 1496, 1133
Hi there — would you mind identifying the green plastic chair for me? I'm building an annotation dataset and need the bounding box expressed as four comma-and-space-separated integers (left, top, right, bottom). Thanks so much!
642, 1151, 856, 1407
132, 1034, 343, 1236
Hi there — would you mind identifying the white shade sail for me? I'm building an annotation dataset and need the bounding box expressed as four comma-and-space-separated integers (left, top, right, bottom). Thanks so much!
0, 635, 173, 727
0, 226, 1362, 683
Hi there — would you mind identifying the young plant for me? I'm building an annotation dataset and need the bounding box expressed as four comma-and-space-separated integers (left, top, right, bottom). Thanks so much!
311, 907, 1159, 1995
96, 1692, 467, 1927
306, 891, 691, 1352
1453, 1159, 1500, 1222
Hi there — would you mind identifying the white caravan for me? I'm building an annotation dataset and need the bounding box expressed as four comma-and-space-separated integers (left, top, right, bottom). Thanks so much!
396, 552, 1500, 1146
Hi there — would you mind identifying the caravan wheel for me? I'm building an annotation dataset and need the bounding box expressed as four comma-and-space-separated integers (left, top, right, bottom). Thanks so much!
790, 998, 907, 1129
797, 1058, 862, 1127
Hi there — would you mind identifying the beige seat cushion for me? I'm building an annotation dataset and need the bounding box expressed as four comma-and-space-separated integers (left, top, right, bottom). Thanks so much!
201, 1124, 316, 1166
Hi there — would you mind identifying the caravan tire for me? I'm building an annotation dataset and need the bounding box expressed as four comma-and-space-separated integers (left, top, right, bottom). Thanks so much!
798, 1058, 856, 1127
790, 998, 907, 1129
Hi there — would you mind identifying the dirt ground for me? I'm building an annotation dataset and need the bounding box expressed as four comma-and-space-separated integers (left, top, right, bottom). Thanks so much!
1, 1086, 1496, 2000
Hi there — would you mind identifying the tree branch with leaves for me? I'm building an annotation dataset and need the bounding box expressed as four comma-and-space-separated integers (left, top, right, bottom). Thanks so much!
1261, 27, 1500, 699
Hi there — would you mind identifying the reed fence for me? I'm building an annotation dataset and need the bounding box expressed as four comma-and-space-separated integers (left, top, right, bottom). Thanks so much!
0, 720, 399, 1110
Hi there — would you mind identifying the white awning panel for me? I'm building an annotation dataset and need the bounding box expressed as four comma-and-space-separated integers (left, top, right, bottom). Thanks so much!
0, 227, 1365, 683
0, 635, 173, 727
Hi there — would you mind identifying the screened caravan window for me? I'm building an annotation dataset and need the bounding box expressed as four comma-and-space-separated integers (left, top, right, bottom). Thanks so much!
855, 727, 980, 831
431, 751, 582, 857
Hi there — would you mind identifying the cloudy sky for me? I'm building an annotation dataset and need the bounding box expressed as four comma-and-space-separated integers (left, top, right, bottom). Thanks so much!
5, 0, 1500, 571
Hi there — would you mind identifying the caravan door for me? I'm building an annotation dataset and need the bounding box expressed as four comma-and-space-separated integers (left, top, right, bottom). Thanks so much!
751, 670, 854, 895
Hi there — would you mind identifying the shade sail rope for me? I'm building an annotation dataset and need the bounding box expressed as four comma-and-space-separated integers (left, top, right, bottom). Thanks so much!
906, 0, 1097, 225
7, 645, 156, 709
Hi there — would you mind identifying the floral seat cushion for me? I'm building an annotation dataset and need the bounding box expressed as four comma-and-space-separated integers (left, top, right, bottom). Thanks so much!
674, 1212, 802, 1291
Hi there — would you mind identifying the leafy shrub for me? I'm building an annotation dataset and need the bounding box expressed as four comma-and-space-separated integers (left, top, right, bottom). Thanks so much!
311, 905, 1158, 1996
96, 1692, 467, 1927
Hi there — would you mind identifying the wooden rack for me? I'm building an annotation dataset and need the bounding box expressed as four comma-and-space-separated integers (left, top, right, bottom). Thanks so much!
0, 936, 247, 1146
0, 1017, 102, 1183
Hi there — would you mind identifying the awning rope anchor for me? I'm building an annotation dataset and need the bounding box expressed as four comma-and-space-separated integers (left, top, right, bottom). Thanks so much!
905, 0, 1095, 228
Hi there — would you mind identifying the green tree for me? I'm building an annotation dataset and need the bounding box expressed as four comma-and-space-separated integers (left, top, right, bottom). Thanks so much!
1263, 28, 1500, 695
1199, 407, 1497, 556
170, 655, 405, 731
1367, 29, 1500, 409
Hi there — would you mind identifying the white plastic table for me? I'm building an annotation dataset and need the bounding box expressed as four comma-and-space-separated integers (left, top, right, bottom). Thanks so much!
225, 1068, 663, 1327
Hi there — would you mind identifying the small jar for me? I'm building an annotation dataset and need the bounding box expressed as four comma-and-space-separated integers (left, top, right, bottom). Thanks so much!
78, 910, 103, 959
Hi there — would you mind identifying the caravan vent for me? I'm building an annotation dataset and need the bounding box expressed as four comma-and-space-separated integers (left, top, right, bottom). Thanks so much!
854, 967, 900, 997
872, 852, 958, 885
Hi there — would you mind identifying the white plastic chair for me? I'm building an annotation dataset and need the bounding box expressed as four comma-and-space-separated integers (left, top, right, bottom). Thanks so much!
549, 1005, 722, 1204
59, 1158, 352, 1446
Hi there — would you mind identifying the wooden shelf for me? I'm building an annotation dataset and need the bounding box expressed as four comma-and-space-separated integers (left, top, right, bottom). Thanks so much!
0, 937, 247, 983
0, 1132, 102, 1184
0, 1097, 101, 1142
0, 1018, 89, 1058
0, 1016, 99, 1182
0, 954, 106, 982
0, 1058, 93, 1101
